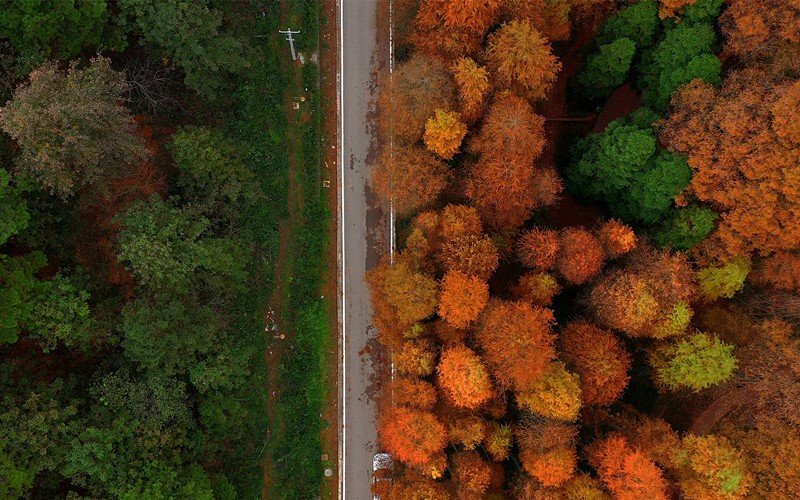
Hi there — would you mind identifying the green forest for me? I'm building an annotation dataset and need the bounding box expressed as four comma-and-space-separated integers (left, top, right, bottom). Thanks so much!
0, 1, 328, 498
370, 0, 800, 498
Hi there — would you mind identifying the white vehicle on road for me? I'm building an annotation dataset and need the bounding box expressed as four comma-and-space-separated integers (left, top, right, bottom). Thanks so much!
371, 452, 394, 499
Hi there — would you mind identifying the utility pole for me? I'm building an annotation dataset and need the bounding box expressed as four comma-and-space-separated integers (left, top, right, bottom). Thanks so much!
278, 28, 301, 61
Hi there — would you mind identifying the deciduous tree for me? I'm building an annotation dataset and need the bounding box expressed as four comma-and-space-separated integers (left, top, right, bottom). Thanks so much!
517, 228, 560, 271
476, 300, 557, 391
589, 434, 669, 500
515, 272, 561, 307
517, 362, 582, 421
661, 73, 800, 259
451, 451, 492, 496
391, 377, 437, 409
597, 219, 637, 258
394, 338, 438, 377
411, 0, 502, 60
448, 416, 487, 450
437, 345, 493, 409
0, 58, 147, 198
451, 58, 490, 122
424, 109, 467, 160
469, 93, 546, 165
438, 271, 489, 329
486, 20, 561, 101
378, 54, 455, 143
649, 332, 737, 392
373, 145, 449, 217
555, 227, 605, 285
381, 407, 446, 467
560, 321, 631, 406
485, 422, 513, 462
438, 234, 499, 281
673, 434, 752, 499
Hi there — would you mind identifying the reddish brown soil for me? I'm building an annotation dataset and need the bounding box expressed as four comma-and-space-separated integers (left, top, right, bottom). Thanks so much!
592, 83, 644, 133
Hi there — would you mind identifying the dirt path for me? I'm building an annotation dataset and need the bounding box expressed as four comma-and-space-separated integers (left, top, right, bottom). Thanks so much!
689, 387, 757, 435
261, 2, 306, 496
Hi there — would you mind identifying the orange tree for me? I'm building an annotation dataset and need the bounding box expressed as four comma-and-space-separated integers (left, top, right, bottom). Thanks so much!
476, 300, 557, 391
436, 344, 494, 409
372, 145, 449, 217
438, 271, 489, 329
380, 406, 446, 467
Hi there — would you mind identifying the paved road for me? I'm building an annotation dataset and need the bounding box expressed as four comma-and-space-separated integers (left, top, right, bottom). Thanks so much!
338, 1, 387, 499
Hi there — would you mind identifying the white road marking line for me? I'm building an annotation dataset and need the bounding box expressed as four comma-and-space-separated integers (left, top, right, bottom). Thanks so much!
337, 0, 346, 498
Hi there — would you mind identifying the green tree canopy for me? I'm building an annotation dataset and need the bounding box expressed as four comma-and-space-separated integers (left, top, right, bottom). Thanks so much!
0, 57, 147, 198
116, 0, 252, 99
27, 273, 93, 352
168, 126, 257, 226
639, 22, 720, 111
0, 167, 30, 245
0, 387, 77, 499
0, 251, 46, 344
650, 332, 738, 392
568, 115, 692, 224
116, 196, 248, 296
595, 0, 660, 49
0, 0, 111, 75
653, 205, 718, 250
575, 38, 637, 99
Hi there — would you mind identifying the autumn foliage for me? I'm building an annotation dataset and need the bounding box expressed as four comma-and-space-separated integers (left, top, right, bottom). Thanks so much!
392, 377, 437, 409
381, 407, 447, 467
373, 145, 449, 217
424, 109, 467, 160
437, 345, 493, 409
438, 271, 489, 329
451, 58, 491, 122
476, 300, 557, 391
555, 227, 605, 285
517, 228, 560, 271
560, 321, 631, 406
451, 451, 493, 495
589, 435, 669, 500
486, 20, 561, 100
597, 219, 637, 258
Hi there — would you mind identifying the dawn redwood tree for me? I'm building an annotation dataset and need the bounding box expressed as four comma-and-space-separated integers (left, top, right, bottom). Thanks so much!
674, 434, 752, 499
559, 321, 631, 406
451, 57, 490, 122
411, 0, 502, 59
517, 361, 583, 421
720, 0, 800, 72
0, 57, 147, 198
661, 74, 800, 260
697, 257, 751, 300
451, 451, 492, 496
590, 246, 697, 338
476, 300, 557, 391
649, 332, 737, 392
438, 271, 489, 329
373, 145, 449, 217
394, 338, 437, 377
501, 0, 573, 41
438, 204, 483, 243
423, 109, 467, 160
589, 434, 669, 500
448, 416, 486, 450
437, 234, 499, 281
469, 93, 546, 166
378, 54, 455, 143
387, 474, 452, 500
437, 345, 493, 409
486, 20, 561, 100
485, 422, 513, 461
515, 272, 561, 307
751, 252, 800, 291
380, 406, 446, 467
516, 418, 578, 487
555, 227, 605, 285
391, 377, 437, 409
597, 219, 637, 258
517, 227, 560, 271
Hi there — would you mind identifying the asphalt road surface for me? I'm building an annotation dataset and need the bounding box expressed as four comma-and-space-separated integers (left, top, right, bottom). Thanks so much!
338, 1, 387, 499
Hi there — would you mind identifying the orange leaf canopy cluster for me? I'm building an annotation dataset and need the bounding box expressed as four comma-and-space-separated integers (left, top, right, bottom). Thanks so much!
373, 145, 449, 217
477, 300, 556, 391
437, 344, 493, 409
438, 271, 489, 329
560, 321, 631, 406
661, 73, 800, 260
590, 435, 669, 500
451, 57, 491, 122
382, 407, 447, 467
486, 19, 562, 100
424, 109, 467, 160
